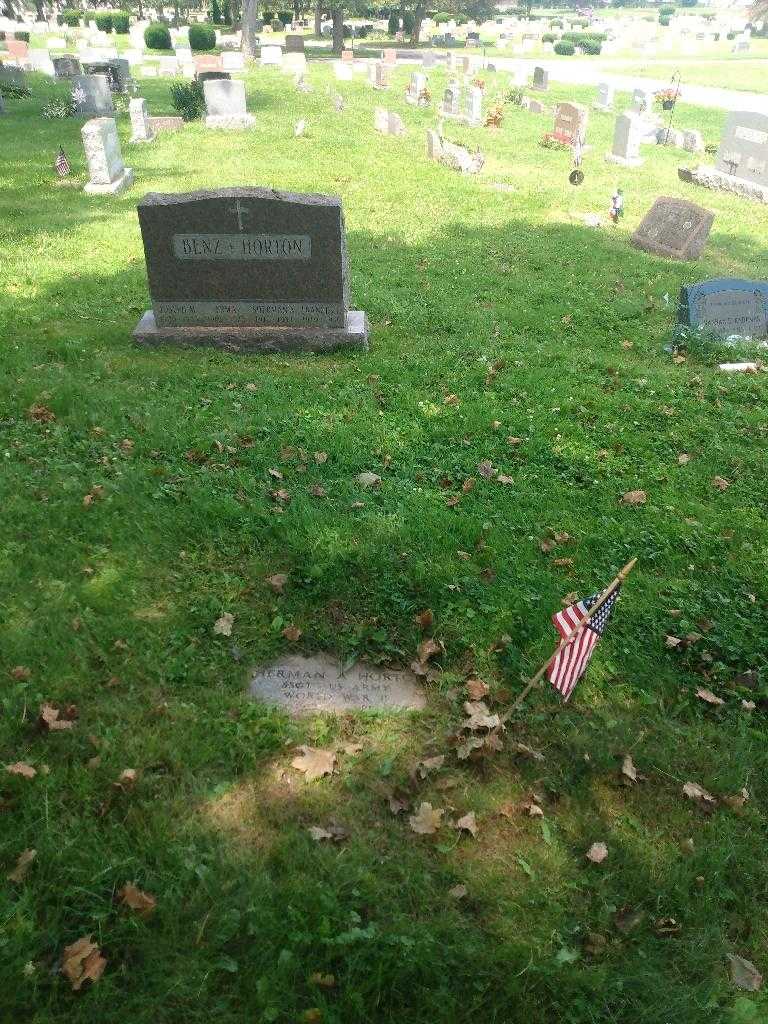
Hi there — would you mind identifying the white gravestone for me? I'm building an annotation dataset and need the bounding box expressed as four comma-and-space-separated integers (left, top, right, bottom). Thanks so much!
81, 117, 134, 194
129, 97, 155, 143
204, 79, 255, 129
594, 81, 614, 112
605, 111, 645, 167
261, 44, 283, 65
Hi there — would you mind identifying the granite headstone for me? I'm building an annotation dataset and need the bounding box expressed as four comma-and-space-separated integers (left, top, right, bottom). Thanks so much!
631, 197, 714, 261
680, 278, 768, 338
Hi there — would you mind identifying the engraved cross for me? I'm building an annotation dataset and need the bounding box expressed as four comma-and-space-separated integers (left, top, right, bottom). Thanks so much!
228, 199, 250, 232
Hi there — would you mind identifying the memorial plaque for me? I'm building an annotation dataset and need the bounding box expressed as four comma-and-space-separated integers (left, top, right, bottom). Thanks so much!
680, 278, 768, 338
249, 653, 426, 713
630, 197, 714, 261
134, 187, 369, 352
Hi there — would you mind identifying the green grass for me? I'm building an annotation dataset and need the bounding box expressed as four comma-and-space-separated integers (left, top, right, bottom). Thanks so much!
602, 55, 768, 93
1, 63, 767, 1024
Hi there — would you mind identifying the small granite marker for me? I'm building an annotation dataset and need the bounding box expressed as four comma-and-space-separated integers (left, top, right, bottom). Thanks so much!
680, 278, 768, 338
81, 117, 134, 195
129, 97, 155, 143
133, 186, 369, 353
249, 653, 426, 714
630, 196, 714, 261
204, 79, 255, 129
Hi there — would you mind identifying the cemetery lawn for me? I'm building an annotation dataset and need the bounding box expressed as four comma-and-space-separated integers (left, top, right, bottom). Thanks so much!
2, 65, 768, 1024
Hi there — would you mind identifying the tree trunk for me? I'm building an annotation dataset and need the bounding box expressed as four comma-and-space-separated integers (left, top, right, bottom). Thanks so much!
314, 0, 321, 37
241, 0, 259, 57
412, 2, 424, 43
331, 4, 343, 54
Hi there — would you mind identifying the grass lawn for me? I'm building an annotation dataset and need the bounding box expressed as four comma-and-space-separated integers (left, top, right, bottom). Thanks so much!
1, 62, 767, 1024
602, 54, 768, 94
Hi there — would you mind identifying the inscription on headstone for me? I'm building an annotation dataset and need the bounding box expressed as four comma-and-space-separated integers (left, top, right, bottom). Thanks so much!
680, 278, 768, 338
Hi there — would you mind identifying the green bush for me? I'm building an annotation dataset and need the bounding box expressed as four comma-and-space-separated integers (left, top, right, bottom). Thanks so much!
94, 12, 113, 32
170, 79, 204, 120
112, 12, 129, 33
189, 23, 216, 49
541, 31, 555, 42
387, 11, 399, 34
279, 10, 292, 24
553, 40, 575, 55
14, 30, 30, 41
659, 15, 670, 26
221, 0, 232, 22
144, 21, 172, 48
433, 11, 449, 23
562, 30, 607, 43
62, 10, 81, 26
270, 18, 283, 30
262, 10, 274, 19
726, 30, 736, 39
42, 96, 76, 118
659, 4, 675, 14
680, 0, 697, 5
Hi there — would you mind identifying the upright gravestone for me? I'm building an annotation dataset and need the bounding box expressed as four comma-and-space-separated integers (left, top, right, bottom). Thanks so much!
426, 128, 443, 160
0, 65, 27, 90
129, 97, 155, 143
466, 84, 483, 126
630, 196, 714, 261
81, 117, 134, 194
405, 71, 427, 104
532, 65, 548, 91
605, 111, 644, 167
261, 44, 283, 66
284, 34, 305, 52
679, 278, 768, 338
71, 74, 114, 116
682, 129, 704, 153
374, 107, 405, 136
551, 101, 587, 144
203, 79, 255, 129
441, 80, 460, 116
133, 187, 369, 352
370, 61, 389, 89
631, 86, 652, 114
594, 81, 614, 112
687, 110, 768, 203
53, 54, 82, 79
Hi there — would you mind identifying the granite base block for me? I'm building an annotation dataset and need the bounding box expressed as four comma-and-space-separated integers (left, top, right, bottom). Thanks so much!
204, 113, 256, 129
130, 132, 156, 144
605, 153, 643, 168
84, 167, 134, 194
683, 164, 768, 204
133, 309, 370, 353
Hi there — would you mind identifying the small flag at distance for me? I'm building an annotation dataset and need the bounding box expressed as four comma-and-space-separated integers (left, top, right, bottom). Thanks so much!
54, 147, 71, 177
546, 585, 621, 701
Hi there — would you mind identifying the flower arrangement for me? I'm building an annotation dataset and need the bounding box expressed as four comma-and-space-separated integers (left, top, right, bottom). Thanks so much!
484, 103, 503, 128
470, 77, 485, 90
418, 87, 431, 107
654, 87, 680, 109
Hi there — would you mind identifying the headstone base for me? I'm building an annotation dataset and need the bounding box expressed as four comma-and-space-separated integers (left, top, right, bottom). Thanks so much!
205, 113, 256, 129
84, 166, 134, 194
605, 152, 643, 168
130, 130, 156, 143
682, 164, 768, 204
133, 309, 370, 353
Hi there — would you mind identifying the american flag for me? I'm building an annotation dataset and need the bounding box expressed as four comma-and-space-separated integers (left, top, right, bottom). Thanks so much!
54, 147, 71, 177
546, 585, 621, 701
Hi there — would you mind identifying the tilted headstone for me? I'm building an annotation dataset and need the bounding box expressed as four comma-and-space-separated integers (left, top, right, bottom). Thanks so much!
81, 117, 133, 194
129, 97, 155, 143
370, 61, 389, 89
203, 78, 255, 129
679, 278, 768, 338
133, 187, 369, 353
605, 111, 644, 167
532, 65, 548, 91
71, 74, 114, 116
466, 85, 483, 126
406, 71, 427, 104
426, 128, 443, 160
630, 196, 714, 261
594, 81, 614, 112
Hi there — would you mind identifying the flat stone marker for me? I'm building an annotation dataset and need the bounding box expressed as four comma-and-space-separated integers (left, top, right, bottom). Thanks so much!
134, 186, 369, 353
630, 196, 714, 261
680, 278, 768, 338
249, 653, 426, 714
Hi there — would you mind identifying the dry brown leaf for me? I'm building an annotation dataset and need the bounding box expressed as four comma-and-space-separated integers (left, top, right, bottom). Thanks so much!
620, 753, 638, 784
586, 842, 608, 864
357, 471, 381, 488
465, 677, 489, 700
61, 936, 107, 991
665, 635, 683, 649
417, 637, 442, 664
614, 905, 644, 934
696, 687, 724, 706
115, 768, 138, 790
409, 802, 443, 835
539, 538, 557, 554
507, 436, 523, 445
522, 800, 544, 818
39, 703, 77, 732
118, 883, 157, 917
340, 743, 362, 756
510, 741, 545, 762
683, 781, 716, 805
448, 883, 467, 899
621, 490, 647, 505
6, 762, 36, 779
443, 393, 459, 406
282, 624, 303, 642
678, 453, 690, 465
478, 460, 495, 479
722, 787, 749, 810
553, 557, 574, 568
413, 609, 434, 631
270, 488, 291, 504
309, 972, 336, 988
265, 573, 288, 594
10, 666, 31, 680
7, 848, 36, 883
680, 837, 695, 855
461, 476, 476, 494
462, 700, 500, 730
712, 476, 731, 492
308, 826, 333, 841
213, 612, 234, 636
291, 746, 336, 782
655, 916, 682, 937
729, 955, 763, 992
313, 451, 328, 464
268, 467, 284, 480
308, 484, 327, 498
497, 474, 514, 485
454, 811, 478, 837
28, 403, 56, 423
416, 755, 445, 778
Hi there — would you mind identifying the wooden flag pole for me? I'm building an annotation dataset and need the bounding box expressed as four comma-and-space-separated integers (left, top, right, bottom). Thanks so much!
500, 557, 638, 722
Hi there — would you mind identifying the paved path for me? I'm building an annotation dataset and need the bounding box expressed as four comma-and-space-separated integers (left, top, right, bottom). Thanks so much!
493, 57, 768, 114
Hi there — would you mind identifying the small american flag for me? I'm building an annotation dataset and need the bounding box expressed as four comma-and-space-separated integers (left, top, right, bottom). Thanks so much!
54, 147, 71, 177
546, 585, 621, 701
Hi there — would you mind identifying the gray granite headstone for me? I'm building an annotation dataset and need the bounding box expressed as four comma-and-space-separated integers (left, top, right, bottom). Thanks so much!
0, 65, 27, 91
715, 110, 768, 186
630, 197, 714, 261
594, 81, 614, 111
606, 111, 644, 166
71, 74, 114, 116
532, 65, 548, 91
134, 187, 369, 352
284, 33, 305, 52
249, 653, 426, 713
129, 97, 155, 143
53, 54, 82, 79
203, 78, 255, 129
81, 117, 133, 194
680, 278, 768, 338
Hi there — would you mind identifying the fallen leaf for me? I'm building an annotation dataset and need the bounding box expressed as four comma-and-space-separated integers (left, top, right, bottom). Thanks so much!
10, 666, 31, 680
696, 687, 724, 706
621, 490, 647, 505
522, 800, 544, 818
7, 848, 36, 883
118, 883, 157, 917
308, 484, 326, 498
462, 700, 500, 730
729, 955, 763, 992
6, 762, 36, 779
28, 403, 56, 423
478, 460, 495, 479
291, 746, 336, 782
302, 1010, 322, 1023
507, 436, 523, 445
665, 635, 683, 649
409, 801, 443, 835
454, 811, 478, 836
417, 637, 442, 664
282, 624, 302, 642
415, 755, 445, 779
268, 467, 283, 480
39, 703, 77, 732
678, 453, 690, 465
443, 394, 459, 406
413, 609, 434, 631
510, 741, 545, 762
540, 538, 557, 554
614, 906, 644, 934
115, 768, 138, 790
340, 743, 362, 756
680, 837, 695, 855
712, 476, 731, 491
465, 677, 489, 700
213, 612, 234, 636
742, 700, 756, 711
308, 826, 333, 841
620, 753, 638, 783
313, 451, 328, 464
357, 471, 381, 488
683, 781, 716, 805
722, 787, 749, 811
448, 883, 467, 899
309, 971, 335, 988
553, 557, 574, 568
497, 474, 514, 485
655, 916, 681, 937
61, 936, 107, 991
586, 842, 608, 864
265, 573, 288, 594
461, 476, 476, 494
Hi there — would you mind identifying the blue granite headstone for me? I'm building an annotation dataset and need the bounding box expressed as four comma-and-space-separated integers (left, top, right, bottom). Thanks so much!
680, 278, 768, 338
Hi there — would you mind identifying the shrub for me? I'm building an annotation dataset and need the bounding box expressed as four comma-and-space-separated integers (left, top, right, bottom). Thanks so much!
14, 30, 30, 41
112, 12, 129, 33
170, 79, 204, 120
542, 31, 556, 42
505, 85, 524, 105
94, 12, 113, 32
659, 5, 675, 14
262, 10, 274, 19
0, 80, 31, 98
222, 0, 232, 22
356, 24, 369, 37
62, 10, 81, 26
433, 11, 449, 23
553, 40, 575, 55
279, 10, 292, 24
402, 10, 414, 34
580, 37, 601, 54
342, 23, 352, 36
387, 11, 399, 33
189, 23, 216, 49
210, 0, 222, 22
144, 22, 172, 48
659, 16, 670, 26
726, 30, 736, 39
550, 18, 562, 27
